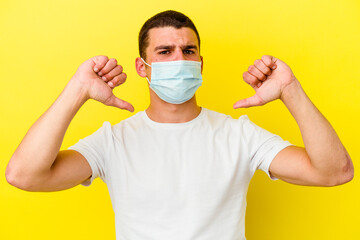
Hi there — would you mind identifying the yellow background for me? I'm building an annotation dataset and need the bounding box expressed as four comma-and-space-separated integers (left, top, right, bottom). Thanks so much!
1, 0, 359, 239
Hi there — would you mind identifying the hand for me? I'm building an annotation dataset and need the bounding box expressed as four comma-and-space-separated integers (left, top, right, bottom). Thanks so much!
71, 55, 134, 112
233, 55, 297, 108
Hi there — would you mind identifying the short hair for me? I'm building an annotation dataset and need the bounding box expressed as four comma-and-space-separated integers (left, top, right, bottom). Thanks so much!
138, 10, 200, 60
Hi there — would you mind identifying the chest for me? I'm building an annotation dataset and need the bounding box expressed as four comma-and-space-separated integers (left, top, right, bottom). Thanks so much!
106, 127, 250, 205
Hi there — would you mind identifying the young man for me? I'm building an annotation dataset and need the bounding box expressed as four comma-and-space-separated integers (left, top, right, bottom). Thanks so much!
6, 10, 353, 240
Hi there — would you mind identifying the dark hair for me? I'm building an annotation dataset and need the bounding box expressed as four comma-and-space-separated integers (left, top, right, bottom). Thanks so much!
138, 10, 200, 60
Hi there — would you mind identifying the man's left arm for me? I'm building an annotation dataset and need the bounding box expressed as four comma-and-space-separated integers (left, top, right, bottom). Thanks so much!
234, 55, 354, 186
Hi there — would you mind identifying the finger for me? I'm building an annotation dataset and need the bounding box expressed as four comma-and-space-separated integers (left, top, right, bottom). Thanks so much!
248, 65, 266, 81
102, 65, 123, 82
92, 55, 109, 73
104, 95, 134, 112
97, 58, 118, 77
254, 59, 272, 76
261, 55, 277, 70
107, 72, 127, 88
243, 72, 260, 88
233, 94, 265, 109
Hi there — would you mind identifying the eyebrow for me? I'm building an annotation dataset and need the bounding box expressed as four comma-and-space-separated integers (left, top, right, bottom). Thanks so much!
154, 44, 198, 51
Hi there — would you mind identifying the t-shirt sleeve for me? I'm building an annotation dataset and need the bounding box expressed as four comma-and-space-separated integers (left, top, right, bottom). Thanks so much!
68, 122, 112, 186
239, 115, 292, 180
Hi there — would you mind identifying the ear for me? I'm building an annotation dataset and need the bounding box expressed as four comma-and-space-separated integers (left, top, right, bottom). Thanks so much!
135, 57, 148, 78
200, 56, 204, 73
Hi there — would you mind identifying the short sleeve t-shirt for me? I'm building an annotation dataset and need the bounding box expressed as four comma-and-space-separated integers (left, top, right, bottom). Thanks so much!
69, 108, 291, 240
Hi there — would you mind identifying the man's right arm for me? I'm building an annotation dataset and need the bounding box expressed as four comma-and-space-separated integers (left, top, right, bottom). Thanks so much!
5, 56, 133, 192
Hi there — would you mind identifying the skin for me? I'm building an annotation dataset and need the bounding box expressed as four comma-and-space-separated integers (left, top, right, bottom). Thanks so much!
135, 27, 203, 123
6, 26, 353, 192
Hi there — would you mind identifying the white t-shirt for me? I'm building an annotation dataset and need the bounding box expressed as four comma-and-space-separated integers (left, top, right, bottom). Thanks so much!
69, 108, 291, 240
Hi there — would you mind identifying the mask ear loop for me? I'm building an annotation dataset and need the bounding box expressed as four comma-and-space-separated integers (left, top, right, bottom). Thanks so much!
141, 58, 151, 67
141, 58, 151, 84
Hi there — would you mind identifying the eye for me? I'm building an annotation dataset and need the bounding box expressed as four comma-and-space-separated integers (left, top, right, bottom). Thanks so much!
183, 50, 194, 54
159, 50, 170, 54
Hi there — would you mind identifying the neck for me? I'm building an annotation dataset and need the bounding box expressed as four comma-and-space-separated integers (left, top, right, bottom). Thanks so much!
146, 92, 201, 123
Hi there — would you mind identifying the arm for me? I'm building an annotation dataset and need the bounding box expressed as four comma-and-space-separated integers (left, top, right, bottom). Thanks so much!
6, 56, 134, 192
234, 55, 353, 186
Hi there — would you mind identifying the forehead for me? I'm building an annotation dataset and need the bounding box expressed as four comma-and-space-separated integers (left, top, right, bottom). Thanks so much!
147, 27, 199, 50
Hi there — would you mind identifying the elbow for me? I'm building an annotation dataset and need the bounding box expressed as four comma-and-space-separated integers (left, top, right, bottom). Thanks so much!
6, 159, 37, 191
330, 168, 354, 187
338, 157, 354, 185
344, 168, 354, 184
325, 155, 354, 187
5, 163, 21, 189
6, 163, 25, 190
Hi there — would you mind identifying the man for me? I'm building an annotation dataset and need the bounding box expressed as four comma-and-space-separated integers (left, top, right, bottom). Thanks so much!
6, 10, 353, 239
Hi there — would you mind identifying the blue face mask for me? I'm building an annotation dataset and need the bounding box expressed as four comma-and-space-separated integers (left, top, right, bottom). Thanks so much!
142, 58, 203, 104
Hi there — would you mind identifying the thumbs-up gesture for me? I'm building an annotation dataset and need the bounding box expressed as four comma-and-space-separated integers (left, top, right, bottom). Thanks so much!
233, 55, 297, 109
71, 55, 134, 112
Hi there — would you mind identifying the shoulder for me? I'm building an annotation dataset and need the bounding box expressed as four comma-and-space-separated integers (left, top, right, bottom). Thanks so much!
202, 108, 251, 128
202, 108, 274, 141
83, 112, 145, 138
111, 111, 145, 128
106, 111, 149, 139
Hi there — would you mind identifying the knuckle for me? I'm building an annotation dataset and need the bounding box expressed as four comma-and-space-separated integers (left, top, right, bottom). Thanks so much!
261, 55, 271, 66
121, 72, 127, 81
262, 54, 271, 60
114, 75, 126, 85
244, 72, 253, 81
110, 77, 118, 84
109, 58, 117, 64
101, 55, 109, 60
99, 55, 109, 64
249, 77, 258, 85
251, 75, 259, 82
104, 73, 112, 80
264, 68, 272, 75
248, 65, 255, 71
94, 55, 109, 68
244, 72, 256, 84
117, 65, 123, 72
110, 77, 118, 85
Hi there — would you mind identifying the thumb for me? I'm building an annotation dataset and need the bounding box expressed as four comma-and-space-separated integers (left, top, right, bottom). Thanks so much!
104, 95, 135, 112
233, 95, 265, 109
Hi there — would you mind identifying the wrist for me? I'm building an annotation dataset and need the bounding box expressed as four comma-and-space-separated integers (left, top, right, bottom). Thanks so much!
280, 78, 316, 124
280, 78, 305, 106
58, 78, 89, 112
66, 77, 90, 104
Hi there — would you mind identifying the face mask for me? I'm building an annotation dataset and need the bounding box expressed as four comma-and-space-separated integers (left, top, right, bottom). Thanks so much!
142, 58, 203, 104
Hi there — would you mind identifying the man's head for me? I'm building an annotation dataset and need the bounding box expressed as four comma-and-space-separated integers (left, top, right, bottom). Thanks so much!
135, 10, 203, 105
138, 10, 200, 61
